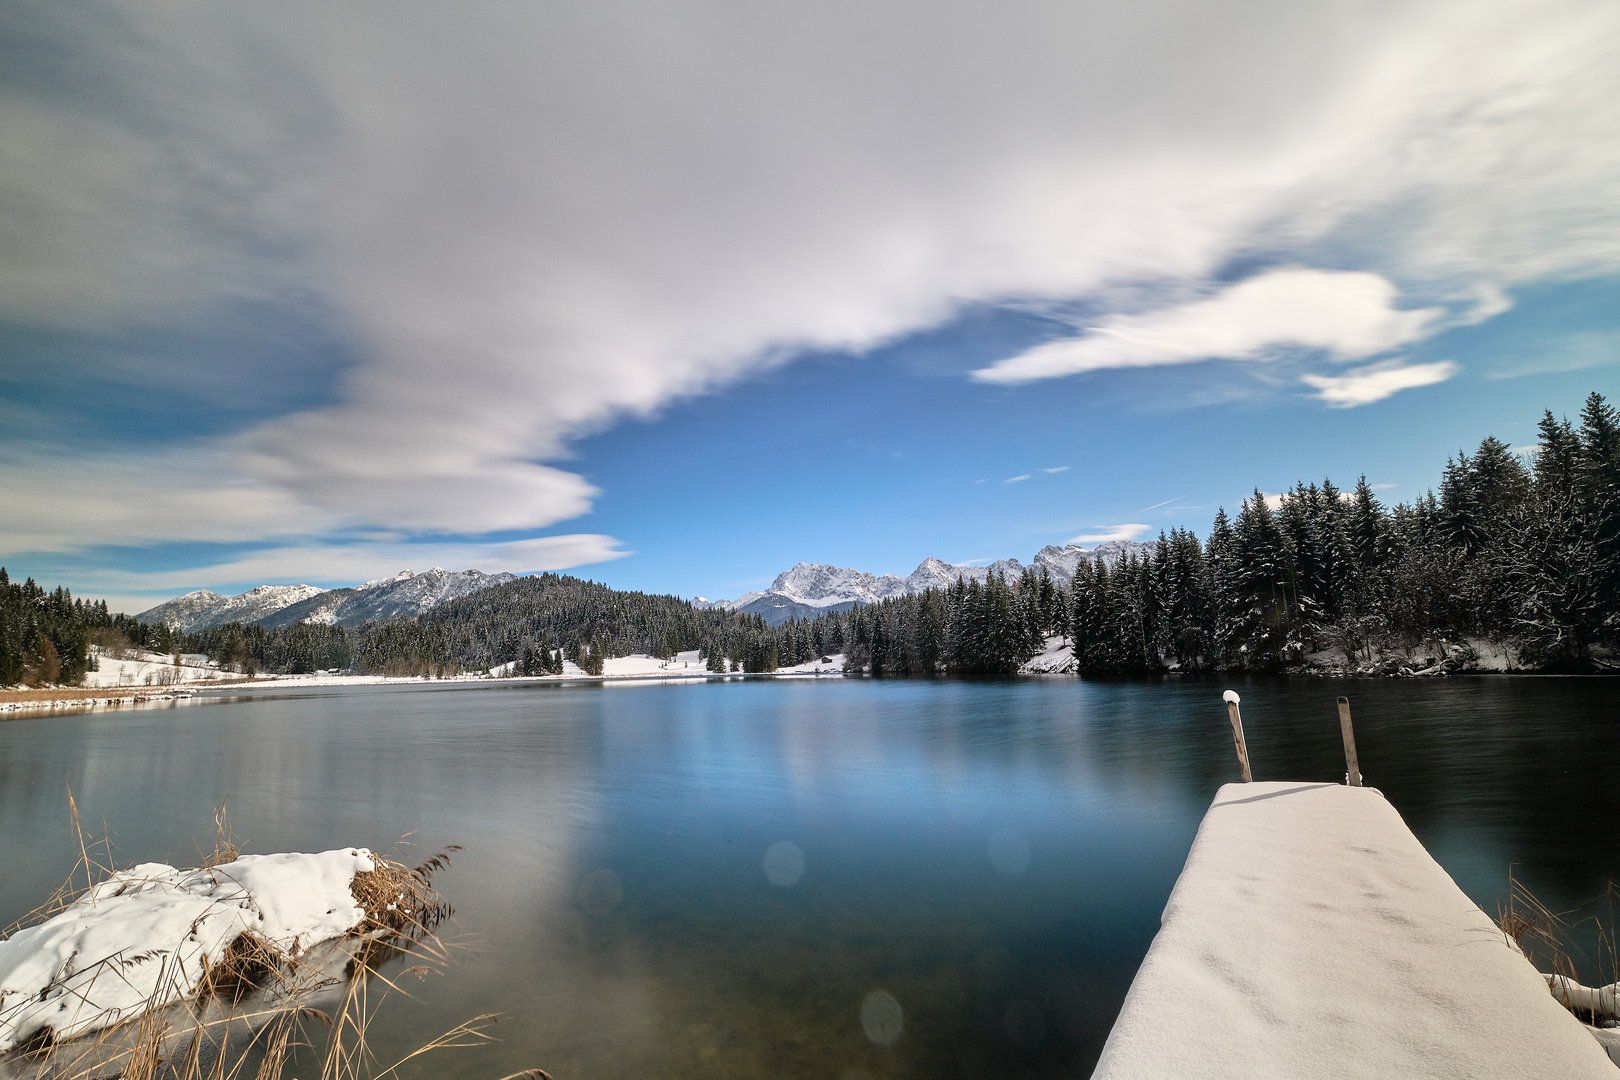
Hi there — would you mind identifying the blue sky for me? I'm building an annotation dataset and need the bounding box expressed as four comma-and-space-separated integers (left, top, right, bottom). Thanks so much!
2, 2, 1618, 612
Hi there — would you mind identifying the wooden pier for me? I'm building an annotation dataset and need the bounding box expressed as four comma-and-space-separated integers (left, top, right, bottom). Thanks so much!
1092, 781, 1618, 1078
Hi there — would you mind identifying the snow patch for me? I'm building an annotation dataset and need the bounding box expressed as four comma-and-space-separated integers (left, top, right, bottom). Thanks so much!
1020, 636, 1076, 674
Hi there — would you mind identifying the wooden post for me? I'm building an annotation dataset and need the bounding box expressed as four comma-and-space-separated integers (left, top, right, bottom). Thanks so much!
1222, 690, 1253, 783
1337, 696, 1362, 787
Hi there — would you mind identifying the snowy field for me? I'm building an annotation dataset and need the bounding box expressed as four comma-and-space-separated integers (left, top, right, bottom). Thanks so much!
81, 646, 238, 688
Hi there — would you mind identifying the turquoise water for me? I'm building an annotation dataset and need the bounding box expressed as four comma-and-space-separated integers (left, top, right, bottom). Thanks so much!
1, 676, 1616, 1077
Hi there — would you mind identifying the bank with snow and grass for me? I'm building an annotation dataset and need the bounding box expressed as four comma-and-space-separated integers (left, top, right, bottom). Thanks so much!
0, 846, 449, 1061
1093, 780, 1620, 1077
0, 849, 372, 1051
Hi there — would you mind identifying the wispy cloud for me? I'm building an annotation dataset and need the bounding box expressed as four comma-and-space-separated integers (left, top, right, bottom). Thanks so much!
1302, 359, 1459, 407
1041, 466, 1070, 474
1137, 494, 1190, 513
1483, 330, 1620, 380
1004, 474, 1032, 483
973, 269, 1445, 384
1067, 524, 1150, 544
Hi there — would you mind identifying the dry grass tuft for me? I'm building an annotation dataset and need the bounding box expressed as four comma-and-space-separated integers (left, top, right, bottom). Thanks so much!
348, 846, 459, 938
1498, 872, 1620, 1028
200, 804, 240, 869
198, 931, 286, 1006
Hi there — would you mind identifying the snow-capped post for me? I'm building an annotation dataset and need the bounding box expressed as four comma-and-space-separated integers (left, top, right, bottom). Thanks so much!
1337, 696, 1362, 787
1222, 690, 1252, 783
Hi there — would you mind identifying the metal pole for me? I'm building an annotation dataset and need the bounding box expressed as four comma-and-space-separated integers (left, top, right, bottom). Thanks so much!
1223, 690, 1253, 783
1337, 696, 1362, 787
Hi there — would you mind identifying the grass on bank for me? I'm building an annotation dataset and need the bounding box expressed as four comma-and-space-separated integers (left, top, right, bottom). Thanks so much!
1497, 873, 1620, 1031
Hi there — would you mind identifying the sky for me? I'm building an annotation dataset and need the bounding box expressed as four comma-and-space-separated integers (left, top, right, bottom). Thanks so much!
2, 0, 1618, 613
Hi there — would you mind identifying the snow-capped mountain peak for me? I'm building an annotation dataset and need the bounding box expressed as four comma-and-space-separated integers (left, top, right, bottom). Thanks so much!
700, 541, 1153, 624
359, 569, 417, 591
137, 569, 517, 632
136, 584, 327, 632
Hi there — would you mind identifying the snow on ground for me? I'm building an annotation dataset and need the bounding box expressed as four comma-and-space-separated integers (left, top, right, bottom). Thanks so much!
80, 646, 233, 688
15, 650, 844, 707
601, 653, 707, 676
1093, 782, 1617, 1079
775, 653, 845, 674
479, 652, 844, 680
1020, 636, 1076, 674
0, 849, 373, 1050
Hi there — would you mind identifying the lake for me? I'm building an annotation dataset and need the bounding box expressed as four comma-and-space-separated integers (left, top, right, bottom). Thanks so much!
1, 676, 1616, 1078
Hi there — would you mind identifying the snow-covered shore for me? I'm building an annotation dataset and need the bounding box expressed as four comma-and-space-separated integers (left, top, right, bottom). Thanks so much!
0, 849, 375, 1051
1010, 635, 1577, 678
1, 651, 850, 713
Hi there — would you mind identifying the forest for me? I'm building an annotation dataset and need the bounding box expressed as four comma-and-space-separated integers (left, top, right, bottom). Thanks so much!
3, 391, 1616, 685
818, 391, 1620, 676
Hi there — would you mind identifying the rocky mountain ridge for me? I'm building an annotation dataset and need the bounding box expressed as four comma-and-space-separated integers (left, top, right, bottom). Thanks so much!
697, 541, 1152, 624
134, 584, 327, 633
136, 568, 513, 632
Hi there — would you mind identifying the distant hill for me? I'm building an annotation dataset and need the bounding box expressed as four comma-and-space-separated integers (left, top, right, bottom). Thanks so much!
701, 542, 1153, 626
136, 569, 512, 631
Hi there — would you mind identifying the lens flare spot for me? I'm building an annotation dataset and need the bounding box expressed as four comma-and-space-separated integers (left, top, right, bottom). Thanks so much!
763, 840, 806, 887
860, 989, 903, 1046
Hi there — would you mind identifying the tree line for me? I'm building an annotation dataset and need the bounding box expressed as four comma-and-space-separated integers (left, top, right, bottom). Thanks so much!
5, 391, 1616, 686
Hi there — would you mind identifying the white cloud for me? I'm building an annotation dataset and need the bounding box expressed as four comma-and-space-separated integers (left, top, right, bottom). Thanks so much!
1302, 359, 1459, 407
1041, 466, 1070, 474
0, 446, 333, 554
1004, 474, 1032, 483
1068, 524, 1150, 544
2, 0, 1618, 546
972, 268, 1443, 383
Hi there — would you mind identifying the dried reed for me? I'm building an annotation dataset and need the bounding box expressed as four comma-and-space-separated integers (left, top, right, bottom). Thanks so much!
1497, 871, 1620, 1029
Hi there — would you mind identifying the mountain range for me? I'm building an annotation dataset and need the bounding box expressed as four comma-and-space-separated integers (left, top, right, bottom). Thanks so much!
135, 541, 1153, 633
136, 568, 514, 632
694, 541, 1152, 625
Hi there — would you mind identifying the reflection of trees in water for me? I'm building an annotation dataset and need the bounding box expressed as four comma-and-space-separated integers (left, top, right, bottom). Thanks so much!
1077, 677, 1620, 907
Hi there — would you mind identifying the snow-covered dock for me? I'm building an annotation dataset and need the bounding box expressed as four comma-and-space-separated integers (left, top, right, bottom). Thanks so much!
1093, 782, 1617, 1078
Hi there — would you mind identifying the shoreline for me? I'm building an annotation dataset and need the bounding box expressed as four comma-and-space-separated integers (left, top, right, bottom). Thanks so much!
0, 667, 849, 715
9, 664, 1617, 718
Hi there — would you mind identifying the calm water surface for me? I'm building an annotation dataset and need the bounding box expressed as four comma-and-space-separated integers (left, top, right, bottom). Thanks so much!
1, 676, 1616, 1078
